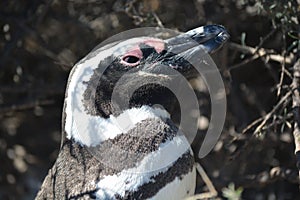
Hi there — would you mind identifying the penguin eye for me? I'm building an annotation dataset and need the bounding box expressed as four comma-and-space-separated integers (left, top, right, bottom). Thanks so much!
120, 46, 143, 66
122, 55, 140, 64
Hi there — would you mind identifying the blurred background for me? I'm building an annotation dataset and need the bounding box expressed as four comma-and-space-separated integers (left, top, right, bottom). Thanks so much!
0, 0, 299, 199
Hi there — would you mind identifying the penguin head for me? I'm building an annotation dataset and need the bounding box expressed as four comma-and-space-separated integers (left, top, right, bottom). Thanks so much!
63, 25, 229, 145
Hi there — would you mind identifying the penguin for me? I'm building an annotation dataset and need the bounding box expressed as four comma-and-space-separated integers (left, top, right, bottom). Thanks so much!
36, 25, 229, 200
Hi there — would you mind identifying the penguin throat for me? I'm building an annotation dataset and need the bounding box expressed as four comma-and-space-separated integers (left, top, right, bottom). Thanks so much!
67, 105, 171, 147
90, 83, 179, 119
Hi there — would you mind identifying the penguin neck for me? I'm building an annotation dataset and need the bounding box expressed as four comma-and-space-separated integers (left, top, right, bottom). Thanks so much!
64, 105, 171, 147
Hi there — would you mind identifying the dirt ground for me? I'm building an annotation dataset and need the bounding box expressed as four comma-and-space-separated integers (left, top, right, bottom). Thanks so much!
0, 0, 299, 199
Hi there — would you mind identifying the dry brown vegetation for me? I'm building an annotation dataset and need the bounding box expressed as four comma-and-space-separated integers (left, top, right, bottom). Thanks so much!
0, 0, 299, 199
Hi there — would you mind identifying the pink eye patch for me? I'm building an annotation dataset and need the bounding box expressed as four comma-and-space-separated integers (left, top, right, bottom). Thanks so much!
120, 38, 165, 67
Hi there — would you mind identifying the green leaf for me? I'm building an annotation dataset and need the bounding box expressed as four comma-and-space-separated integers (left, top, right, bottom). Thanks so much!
222, 183, 243, 200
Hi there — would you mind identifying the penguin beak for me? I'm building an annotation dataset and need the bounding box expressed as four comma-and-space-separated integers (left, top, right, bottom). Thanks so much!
155, 25, 229, 77
166, 24, 230, 54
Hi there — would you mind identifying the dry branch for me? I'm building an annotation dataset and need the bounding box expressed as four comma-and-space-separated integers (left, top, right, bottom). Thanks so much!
185, 163, 218, 200
253, 90, 292, 135
228, 43, 294, 65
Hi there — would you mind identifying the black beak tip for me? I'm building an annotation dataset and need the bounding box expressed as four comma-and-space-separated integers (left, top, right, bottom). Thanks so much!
201, 24, 230, 53
185, 24, 230, 47
203, 24, 230, 41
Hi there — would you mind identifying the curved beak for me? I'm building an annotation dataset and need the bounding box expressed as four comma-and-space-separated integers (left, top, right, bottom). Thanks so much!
150, 25, 229, 76
166, 24, 230, 54
141, 25, 229, 77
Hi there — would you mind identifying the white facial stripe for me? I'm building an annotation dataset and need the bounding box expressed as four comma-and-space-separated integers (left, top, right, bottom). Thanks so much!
95, 134, 192, 199
64, 37, 168, 146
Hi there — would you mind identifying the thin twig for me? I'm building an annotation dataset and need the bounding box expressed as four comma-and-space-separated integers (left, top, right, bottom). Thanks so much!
254, 90, 292, 135
152, 12, 164, 28
228, 42, 294, 68
264, 112, 293, 130
256, 27, 278, 52
185, 163, 218, 200
242, 117, 264, 134
227, 28, 279, 72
